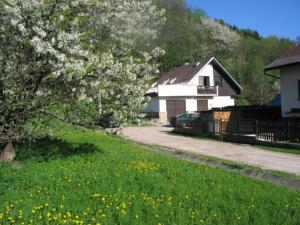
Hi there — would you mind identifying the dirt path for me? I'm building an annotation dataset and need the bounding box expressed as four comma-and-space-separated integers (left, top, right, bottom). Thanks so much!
122, 126, 300, 176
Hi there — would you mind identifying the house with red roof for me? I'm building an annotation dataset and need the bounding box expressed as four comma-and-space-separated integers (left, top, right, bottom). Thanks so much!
265, 45, 300, 118
145, 57, 242, 123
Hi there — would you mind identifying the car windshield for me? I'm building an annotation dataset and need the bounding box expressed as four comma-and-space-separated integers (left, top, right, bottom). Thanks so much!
189, 114, 199, 119
177, 114, 187, 118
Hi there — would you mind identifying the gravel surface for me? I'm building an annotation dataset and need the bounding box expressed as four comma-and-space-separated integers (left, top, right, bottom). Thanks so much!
123, 126, 300, 176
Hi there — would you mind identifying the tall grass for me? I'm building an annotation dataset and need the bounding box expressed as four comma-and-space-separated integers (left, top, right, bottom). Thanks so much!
0, 123, 299, 225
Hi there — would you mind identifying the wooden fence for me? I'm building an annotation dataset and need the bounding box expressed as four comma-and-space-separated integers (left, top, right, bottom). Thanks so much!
256, 121, 300, 143
220, 120, 256, 135
216, 120, 300, 143
175, 119, 300, 143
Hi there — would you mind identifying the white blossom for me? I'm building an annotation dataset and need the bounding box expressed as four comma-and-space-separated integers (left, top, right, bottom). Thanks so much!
0, 0, 165, 142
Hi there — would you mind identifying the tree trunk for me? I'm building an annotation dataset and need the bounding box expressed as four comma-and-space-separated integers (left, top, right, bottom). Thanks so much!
0, 141, 16, 162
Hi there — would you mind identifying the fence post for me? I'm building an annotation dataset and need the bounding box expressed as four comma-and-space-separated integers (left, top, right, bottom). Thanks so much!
287, 120, 290, 142
255, 120, 258, 140
220, 119, 223, 142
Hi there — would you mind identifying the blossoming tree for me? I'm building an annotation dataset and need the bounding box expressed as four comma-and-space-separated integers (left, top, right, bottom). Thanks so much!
0, 0, 165, 160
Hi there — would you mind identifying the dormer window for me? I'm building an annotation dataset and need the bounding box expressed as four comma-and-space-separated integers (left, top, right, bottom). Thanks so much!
169, 78, 177, 84
163, 79, 170, 85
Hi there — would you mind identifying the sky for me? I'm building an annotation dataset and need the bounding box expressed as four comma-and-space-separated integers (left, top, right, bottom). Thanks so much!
187, 0, 300, 41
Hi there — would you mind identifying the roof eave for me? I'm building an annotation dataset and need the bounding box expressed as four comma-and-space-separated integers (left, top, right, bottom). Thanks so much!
264, 61, 300, 72
211, 57, 243, 91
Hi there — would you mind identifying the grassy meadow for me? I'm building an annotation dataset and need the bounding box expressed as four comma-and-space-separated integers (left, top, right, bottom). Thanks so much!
0, 123, 299, 225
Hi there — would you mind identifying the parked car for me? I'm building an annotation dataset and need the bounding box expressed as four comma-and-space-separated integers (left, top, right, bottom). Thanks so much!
175, 113, 201, 128
170, 113, 191, 127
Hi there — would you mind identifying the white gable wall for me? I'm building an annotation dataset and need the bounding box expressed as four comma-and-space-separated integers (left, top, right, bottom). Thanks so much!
189, 64, 214, 86
280, 65, 300, 117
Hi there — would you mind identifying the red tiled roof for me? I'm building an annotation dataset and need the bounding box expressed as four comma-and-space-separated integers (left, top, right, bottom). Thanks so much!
265, 45, 300, 71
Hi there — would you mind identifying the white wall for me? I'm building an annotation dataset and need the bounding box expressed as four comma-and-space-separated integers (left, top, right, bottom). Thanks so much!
189, 64, 214, 86
159, 99, 167, 112
207, 96, 235, 110
280, 65, 300, 117
158, 84, 197, 97
144, 98, 159, 113
186, 99, 197, 112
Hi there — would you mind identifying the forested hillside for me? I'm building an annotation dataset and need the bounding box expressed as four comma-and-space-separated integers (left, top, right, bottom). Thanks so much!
154, 0, 297, 105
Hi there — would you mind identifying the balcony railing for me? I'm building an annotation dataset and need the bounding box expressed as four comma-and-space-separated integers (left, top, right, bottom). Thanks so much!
197, 86, 218, 95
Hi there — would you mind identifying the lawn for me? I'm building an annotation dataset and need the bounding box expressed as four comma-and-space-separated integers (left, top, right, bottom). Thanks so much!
0, 123, 299, 225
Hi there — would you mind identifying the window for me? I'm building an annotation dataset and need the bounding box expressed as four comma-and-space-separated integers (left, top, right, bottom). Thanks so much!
215, 76, 223, 87
177, 113, 188, 119
189, 114, 199, 119
199, 76, 210, 86
298, 80, 300, 99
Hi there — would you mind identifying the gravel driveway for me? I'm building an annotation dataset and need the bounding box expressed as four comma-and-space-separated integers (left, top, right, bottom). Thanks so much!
122, 126, 300, 176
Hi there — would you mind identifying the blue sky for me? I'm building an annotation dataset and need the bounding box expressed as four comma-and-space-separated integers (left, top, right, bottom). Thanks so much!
187, 0, 300, 40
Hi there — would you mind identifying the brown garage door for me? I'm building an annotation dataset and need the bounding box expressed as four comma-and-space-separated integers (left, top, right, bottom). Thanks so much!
166, 100, 186, 121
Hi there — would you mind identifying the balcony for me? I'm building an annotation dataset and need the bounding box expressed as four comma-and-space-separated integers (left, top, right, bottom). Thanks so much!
197, 86, 218, 95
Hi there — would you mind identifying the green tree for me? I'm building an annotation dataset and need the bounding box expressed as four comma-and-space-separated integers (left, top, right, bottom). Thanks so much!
153, 0, 297, 106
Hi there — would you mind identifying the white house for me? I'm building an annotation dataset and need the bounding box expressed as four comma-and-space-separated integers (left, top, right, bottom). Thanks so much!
144, 57, 242, 123
265, 45, 300, 118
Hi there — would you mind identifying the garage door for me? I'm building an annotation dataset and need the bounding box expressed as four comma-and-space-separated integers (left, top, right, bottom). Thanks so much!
166, 100, 186, 121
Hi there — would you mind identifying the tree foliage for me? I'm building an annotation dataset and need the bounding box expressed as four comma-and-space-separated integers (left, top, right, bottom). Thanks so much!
154, 0, 241, 73
154, 0, 297, 105
0, 0, 164, 145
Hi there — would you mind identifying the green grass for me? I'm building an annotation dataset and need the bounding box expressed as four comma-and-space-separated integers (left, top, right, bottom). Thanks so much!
0, 123, 299, 225
154, 145, 300, 181
253, 145, 300, 155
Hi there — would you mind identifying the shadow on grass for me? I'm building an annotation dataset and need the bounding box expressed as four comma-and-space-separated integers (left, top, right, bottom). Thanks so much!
16, 137, 101, 161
